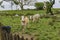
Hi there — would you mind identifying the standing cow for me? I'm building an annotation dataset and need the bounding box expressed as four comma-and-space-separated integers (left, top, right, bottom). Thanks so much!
21, 16, 25, 27
24, 16, 29, 26
21, 16, 29, 31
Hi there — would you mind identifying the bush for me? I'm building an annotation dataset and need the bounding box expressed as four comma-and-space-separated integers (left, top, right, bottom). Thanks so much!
35, 2, 44, 10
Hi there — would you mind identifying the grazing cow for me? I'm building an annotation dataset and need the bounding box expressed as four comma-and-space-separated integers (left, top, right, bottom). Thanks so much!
1, 26, 11, 33
32, 14, 40, 22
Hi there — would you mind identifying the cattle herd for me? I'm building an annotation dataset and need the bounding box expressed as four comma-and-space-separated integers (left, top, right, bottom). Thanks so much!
21, 14, 40, 31
0, 13, 58, 40
0, 13, 41, 33
0, 13, 56, 33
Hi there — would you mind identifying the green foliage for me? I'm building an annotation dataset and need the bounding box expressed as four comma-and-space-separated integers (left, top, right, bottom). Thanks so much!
46, 2, 52, 13
35, 2, 44, 10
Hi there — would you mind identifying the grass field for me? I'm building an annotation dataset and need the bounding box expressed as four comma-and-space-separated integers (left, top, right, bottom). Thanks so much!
0, 9, 60, 40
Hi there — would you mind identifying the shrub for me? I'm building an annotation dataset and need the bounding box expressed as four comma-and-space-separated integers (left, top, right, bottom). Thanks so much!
35, 2, 44, 10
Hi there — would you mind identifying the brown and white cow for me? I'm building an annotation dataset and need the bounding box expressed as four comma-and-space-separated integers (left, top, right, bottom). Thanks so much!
21, 16, 29, 31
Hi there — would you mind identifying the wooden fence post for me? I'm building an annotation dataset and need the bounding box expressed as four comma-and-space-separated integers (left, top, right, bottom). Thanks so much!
9, 33, 13, 40
31, 37, 33, 40
26, 38, 28, 40
16, 34, 21, 40
21, 36, 25, 40
14, 34, 17, 40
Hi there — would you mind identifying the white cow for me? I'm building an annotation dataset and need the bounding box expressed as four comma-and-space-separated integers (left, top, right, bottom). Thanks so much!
21, 16, 25, 26
21, 16, 25, 21
33, 14, 40, 22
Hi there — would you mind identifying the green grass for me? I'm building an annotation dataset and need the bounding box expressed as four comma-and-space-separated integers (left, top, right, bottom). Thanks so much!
0, 9, 60, 40
0, 10, 45, 15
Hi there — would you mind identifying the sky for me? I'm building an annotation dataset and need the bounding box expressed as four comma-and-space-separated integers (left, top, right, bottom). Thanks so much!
0, 0, 60, 10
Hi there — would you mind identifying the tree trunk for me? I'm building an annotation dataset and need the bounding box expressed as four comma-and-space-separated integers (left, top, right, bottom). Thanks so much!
11, 1, 13, 10
21, 5, 23, 10
21, 0, 24, 10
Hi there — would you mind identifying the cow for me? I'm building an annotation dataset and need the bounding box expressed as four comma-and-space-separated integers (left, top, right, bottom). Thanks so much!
21, 16, 25, 26
21, 16, 29, 31
32, 14, 40, 22
24, 16, 29, 26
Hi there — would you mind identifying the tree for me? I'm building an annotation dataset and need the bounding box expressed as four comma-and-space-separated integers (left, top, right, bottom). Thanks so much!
46, 0, 55, 15
13, 0, 36, 10
35, 2, 44, 10
13, 0, 19, 10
